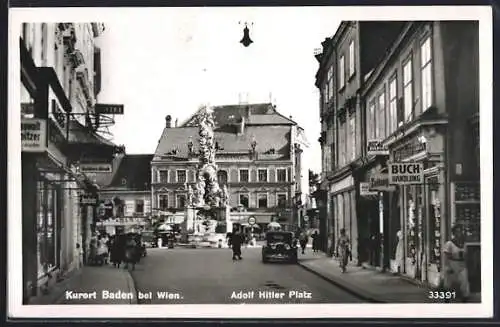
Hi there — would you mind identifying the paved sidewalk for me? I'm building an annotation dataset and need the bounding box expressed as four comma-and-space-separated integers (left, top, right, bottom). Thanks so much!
29, 265, 137, 305
297, 251, 481, 303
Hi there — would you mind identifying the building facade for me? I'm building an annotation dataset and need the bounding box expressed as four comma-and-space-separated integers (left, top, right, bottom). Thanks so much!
359, 21, 480, 288
314, 21, 405, 262
20, 23, 121, 303
151, 103, 308, 232
94, 154, 154, 235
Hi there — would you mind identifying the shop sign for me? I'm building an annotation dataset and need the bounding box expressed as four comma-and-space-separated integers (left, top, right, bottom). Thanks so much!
80, 193, 98, 206
21, 119, 47, 152
95, 104, 124, 115
389, 162, 424, 185
367, 139, 389, 156
79, 163, 113, 173
369, 174, 396, 192
359, 182, 378, 196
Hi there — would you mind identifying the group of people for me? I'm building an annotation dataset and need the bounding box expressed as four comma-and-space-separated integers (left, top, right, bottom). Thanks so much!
335, 224, 472, 302
89, 232, 144, 270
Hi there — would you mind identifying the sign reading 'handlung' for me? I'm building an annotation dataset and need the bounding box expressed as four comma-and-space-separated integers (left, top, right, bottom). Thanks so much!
388, 162, 424, 185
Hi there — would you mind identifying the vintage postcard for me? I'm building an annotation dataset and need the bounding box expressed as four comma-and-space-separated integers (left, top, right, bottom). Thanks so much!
7, 5, 493, 319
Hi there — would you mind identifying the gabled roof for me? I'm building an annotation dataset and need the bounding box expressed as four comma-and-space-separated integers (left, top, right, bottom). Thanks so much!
99, 154, 154, 191
154, 125, 292, 159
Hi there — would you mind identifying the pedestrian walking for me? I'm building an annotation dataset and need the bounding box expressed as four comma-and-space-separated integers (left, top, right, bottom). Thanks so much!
441, 224, 470, 302
335, 228, 350, 273
299, 229, 308, 254
231, 230, 244, 260
311, 230, 319, 253
394, 230, 404, 274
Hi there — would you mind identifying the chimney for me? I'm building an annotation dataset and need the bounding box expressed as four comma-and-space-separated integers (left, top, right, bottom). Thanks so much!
165, 115, 172, 128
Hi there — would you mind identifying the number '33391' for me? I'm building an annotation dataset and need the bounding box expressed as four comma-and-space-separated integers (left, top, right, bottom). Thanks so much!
428, 291, 456, 300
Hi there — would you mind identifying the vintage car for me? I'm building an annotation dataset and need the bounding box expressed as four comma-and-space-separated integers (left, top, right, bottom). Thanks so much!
261, 231, 298, 264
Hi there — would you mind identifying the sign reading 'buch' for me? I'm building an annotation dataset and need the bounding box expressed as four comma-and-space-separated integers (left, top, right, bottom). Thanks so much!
388, 162, 424, 185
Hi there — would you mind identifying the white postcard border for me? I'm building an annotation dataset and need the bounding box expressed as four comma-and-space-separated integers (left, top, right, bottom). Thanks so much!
8, 5, 494, 319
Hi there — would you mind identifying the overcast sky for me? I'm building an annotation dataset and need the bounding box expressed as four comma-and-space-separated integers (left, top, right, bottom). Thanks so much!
94, 7, 341, 173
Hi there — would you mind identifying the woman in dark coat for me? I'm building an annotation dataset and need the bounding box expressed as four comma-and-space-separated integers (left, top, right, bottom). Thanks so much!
123, 233, 141, 270
110, 234, 125, 268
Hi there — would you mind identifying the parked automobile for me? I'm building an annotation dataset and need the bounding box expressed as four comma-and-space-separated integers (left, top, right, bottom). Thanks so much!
261, 231, 298, 264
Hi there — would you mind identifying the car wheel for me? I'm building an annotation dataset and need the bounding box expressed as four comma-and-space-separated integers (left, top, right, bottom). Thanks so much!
262, 257, 268, 263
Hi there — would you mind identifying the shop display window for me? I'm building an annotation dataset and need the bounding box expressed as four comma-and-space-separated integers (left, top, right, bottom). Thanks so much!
36, 179, 60, 278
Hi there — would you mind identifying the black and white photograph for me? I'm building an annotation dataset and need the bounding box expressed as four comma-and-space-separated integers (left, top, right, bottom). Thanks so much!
8, 5, 492, 319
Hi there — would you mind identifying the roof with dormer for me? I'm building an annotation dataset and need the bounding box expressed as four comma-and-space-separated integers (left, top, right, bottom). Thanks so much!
154, 125, 292, 159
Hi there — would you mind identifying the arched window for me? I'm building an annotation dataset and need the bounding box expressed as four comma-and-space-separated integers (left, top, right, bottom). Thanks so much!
217, 170, 228, 185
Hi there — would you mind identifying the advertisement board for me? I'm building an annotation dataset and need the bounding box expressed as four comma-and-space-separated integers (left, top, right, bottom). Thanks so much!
21, 119, 47, 152
95, 104, 124, 115
367, 139, 389, 156
359, 182, 378, 196
369, 174, 396, 192
80, 193, 98, 206
79, 163, 113, 173
388, 162, 424, 185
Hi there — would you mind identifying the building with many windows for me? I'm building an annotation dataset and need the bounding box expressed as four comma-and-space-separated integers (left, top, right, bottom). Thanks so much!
359, 21, 480, 289
314, 21, 405, 258
94, 154, 154, 235
20, 23, 123, 304
151, 103, 309, 232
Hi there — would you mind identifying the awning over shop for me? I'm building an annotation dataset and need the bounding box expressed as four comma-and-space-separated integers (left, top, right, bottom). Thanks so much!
64, 119, 123, 161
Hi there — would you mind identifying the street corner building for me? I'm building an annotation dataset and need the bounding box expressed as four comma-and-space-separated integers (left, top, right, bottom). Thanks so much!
19, 22, 126, 304
93, 153, 154, 235
314, 21, 480, 291
150, 103, 310, 236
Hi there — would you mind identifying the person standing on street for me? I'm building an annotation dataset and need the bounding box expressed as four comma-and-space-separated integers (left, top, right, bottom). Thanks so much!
231, 229, 244, 260
299, 229, 308, 254
441, 224, 470, 302
311, 230, 319, 253
336, 228, 350, 273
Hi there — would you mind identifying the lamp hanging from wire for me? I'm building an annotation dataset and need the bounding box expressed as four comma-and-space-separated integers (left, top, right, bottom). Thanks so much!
239, 22, 254, 47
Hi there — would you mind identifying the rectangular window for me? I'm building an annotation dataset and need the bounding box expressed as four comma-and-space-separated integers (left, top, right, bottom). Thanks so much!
323, 85, 328, 106
41, 23, 47, 66
258, 194, 268, 208
389, 77, 398, 134
330, 143, 335, 170
421, 36, 433, 112
176, 170, 186, 183
328, 66, 334, 101
377, 91, 386, 139
159, 170, 168, 183
135, 200, 144, 213
276, 168, 287, 182
368, 101, 376, 140
339, 55, 345, 89
348, 40, 355, 77
176, 194, 186, 209
239, 169, 249, 182
349, 114, 356, 161
159, 194, 168, 210
339, 122, 346, 166
239, 194, 249, 208
258, 169, 268, 182
277, 194, 287, 208
403, 58, 413, 122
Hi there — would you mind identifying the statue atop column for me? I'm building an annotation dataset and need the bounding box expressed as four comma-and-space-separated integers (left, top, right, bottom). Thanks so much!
195, 105, 221, 207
